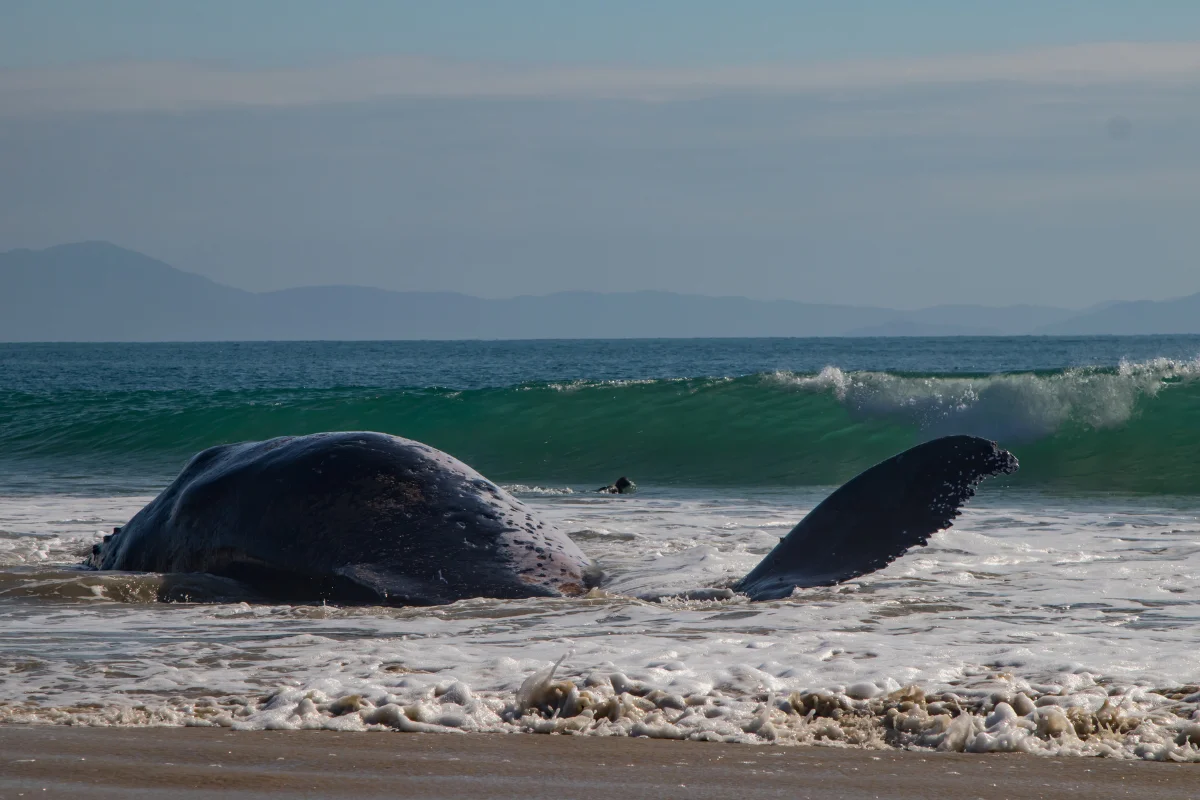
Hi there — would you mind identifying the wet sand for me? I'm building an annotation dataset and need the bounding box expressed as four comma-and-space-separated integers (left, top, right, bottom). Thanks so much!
1, 726, 1196, 800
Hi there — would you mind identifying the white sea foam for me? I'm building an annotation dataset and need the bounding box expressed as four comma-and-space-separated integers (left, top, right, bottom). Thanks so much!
767, 358, 1200, 441
504, 484, 577, 496
1, 491, 1199, 760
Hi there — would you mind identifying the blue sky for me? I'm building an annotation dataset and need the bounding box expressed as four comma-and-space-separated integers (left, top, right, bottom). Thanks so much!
6, 0, 1200, 67
2, 2, 1200, 308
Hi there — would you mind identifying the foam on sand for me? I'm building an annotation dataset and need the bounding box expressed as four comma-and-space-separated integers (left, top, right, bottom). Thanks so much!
4, 660, 1199, 761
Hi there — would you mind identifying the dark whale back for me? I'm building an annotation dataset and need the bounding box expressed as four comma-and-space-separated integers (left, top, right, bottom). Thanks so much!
735, 435, 1018, 601
89, 432, 597, 605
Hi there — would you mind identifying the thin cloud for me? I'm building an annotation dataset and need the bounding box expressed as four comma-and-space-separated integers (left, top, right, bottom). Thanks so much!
3, 42, 1200, 114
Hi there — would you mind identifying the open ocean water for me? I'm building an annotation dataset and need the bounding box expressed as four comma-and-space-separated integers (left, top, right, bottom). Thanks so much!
2, 337, 1199, 759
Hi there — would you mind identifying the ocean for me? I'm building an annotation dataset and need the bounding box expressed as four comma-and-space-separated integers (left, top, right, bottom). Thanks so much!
2, 337, 1199, 759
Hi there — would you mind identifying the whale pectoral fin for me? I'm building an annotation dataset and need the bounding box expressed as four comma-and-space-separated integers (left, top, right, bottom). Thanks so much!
331, 564, 454, 606
735, 435, 1018, 601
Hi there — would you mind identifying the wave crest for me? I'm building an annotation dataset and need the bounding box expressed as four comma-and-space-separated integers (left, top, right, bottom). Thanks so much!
767, 358, 1199, 442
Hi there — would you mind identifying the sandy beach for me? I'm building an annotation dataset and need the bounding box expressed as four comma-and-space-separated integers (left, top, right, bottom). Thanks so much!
1, 726, 1196, 800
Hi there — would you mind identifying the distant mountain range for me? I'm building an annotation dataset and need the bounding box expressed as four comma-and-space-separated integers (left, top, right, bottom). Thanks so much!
1, 242, 1197, 341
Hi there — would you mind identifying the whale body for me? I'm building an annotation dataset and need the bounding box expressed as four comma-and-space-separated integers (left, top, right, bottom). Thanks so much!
88, 432, 599, 604
87, 432, 1017, 605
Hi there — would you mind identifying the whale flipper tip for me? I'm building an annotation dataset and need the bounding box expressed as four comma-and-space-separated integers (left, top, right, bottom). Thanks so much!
736, 435, 1017, 601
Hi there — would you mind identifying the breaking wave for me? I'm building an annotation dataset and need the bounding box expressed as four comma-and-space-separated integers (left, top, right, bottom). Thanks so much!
1, 359, 1198, 493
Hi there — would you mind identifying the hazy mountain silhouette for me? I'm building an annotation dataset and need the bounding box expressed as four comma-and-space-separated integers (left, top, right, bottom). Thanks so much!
1036, 293, 1200, 335
1, 242, 1193, 341
843, 320, 1003, 337
0, 243, 259, 342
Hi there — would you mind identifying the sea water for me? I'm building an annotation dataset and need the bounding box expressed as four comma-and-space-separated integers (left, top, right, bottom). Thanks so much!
1, 338, 1199, 759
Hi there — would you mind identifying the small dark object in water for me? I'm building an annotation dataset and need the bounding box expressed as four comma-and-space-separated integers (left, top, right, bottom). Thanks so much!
596, 476, 635, 494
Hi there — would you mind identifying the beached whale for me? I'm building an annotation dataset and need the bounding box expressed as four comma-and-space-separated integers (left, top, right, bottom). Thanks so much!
86, 432, 1017, 604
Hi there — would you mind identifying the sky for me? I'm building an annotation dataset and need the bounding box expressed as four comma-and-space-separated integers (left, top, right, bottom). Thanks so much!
2, 1, 1200, 308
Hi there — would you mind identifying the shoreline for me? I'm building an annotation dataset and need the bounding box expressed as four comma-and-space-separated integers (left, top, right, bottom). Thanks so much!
2, 725, 1196, 800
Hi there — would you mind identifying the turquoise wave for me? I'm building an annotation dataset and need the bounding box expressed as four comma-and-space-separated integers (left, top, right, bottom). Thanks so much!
1, 362, 1198, 493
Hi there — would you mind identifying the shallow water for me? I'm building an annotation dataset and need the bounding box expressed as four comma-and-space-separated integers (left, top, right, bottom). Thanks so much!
2, 488, 1198, 759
